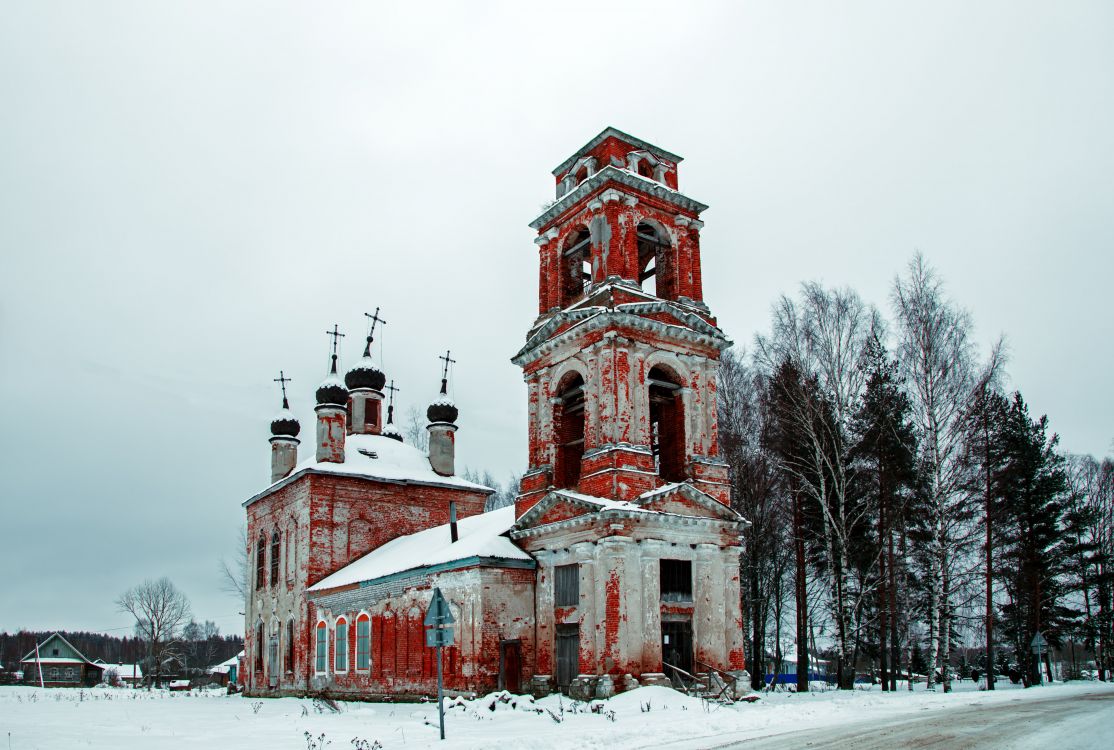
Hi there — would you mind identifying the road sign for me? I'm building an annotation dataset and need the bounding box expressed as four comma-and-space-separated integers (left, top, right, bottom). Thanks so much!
424, 587, 455, 741
1030, 631, 1048, 653
425, 627, 454, 648
424, 587, 455, 627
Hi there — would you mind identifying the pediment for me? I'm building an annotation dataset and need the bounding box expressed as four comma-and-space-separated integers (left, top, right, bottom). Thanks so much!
637, 483, 742, 522
515, 491, 605, 530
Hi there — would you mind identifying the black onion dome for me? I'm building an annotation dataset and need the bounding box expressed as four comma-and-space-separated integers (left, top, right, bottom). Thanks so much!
316, 355, 349, 406
382, 424, 404, 442
270, 408, 301, 438
345, 356, 386, 391
427, 389, 458, 424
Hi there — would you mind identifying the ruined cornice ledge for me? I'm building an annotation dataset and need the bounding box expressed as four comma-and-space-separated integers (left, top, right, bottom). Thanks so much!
529, 166, 708, 231
510, 508, 741, 541
512, 308, 730, 367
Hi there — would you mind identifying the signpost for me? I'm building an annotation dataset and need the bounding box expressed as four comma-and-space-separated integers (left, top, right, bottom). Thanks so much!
424, 588, 455, 741
1030, 631, 1048, 685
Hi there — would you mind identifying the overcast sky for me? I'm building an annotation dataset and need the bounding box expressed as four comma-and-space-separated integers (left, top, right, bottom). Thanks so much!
2, 1, 1111, 637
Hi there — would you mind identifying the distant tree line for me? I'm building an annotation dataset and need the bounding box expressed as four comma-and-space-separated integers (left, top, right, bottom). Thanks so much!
722, 253, 1114, 692
0, 626, 241, 676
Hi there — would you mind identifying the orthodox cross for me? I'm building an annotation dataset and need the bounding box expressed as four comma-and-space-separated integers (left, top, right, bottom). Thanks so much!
438, 350, 456, 394
274, 371, 292, 409
326, 324, 345, 372
385, 379, 400, 424
363, 308, 387, 356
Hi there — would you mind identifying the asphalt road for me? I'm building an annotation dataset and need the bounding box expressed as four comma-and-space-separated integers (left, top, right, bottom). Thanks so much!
708, 689, 1114, 749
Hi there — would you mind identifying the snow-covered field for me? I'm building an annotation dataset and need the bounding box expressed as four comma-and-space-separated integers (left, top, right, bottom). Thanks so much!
2, 680, 1112, 750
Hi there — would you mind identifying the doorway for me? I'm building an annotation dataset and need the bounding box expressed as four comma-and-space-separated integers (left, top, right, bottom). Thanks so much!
555, 624, 580, 692
661, 618, 693, 685
499, 639, 523, 693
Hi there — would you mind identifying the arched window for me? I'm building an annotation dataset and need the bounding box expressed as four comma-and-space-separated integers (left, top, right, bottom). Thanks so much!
315, 621, 327, 674
286, 523, 296, 585
636, 222, 673, 298
575, 165, 588, 184
561, 227, 592, 306
286, 619, 295, 673
255, 620, 264, 672
553, 372, 586, 489
270, 530, 281, 587
648, 365, 686, 482
255, 534, 266, 590
356, 614, 371, 671
335, 617, 348, 673
638, 159, 654, 179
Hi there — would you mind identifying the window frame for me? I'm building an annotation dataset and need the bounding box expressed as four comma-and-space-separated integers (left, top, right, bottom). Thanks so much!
255, 533, 266, 590
660, 558, 694, 603
334, 617, 348, 674
355, 614, 371, 672
315, 621, 328, 675
554, 563, 580, 608
286, 619, 295, 674
270, 529, 281, 587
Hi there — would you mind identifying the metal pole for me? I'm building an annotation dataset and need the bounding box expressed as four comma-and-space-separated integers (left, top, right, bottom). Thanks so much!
436, 641, 445, 740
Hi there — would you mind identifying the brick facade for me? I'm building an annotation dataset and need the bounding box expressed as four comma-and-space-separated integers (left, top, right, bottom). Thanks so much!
243, 127, 748, 701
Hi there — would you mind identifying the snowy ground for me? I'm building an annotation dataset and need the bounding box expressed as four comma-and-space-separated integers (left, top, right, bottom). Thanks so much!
2, 680, 1113, 750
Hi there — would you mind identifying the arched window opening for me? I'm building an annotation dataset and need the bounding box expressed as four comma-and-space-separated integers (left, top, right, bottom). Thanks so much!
356, 615, 371, 671
553, 373, 586, 489
255, 620, 264, 672
648, 366, 686, 482
315, 622, 327, 674
270, 530, 281, 587
575, 165, 588, 184
638, 159, 655, 180
637, 222, 672, 298
255, 534, 266, 590
335, 617, 348, 673
561, 228, 592, 306
286, 619, 295, 673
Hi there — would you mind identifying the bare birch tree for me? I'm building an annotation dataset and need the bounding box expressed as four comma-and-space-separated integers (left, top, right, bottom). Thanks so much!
117, 577, 192, 688
757, 282, 879, 688
892, 253, 980, 691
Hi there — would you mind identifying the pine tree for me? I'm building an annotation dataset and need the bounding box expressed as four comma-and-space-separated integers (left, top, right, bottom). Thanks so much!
994, 393, 1076, 686
849, 337, 918, 691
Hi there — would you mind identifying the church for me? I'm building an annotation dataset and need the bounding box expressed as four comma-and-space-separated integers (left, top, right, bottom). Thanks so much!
242, 128, 748, 700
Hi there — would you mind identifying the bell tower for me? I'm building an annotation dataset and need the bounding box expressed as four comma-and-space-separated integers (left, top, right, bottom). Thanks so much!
514, 127, 732, 515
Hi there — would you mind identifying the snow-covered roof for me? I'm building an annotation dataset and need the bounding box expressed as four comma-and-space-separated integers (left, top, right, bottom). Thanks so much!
19, 633, 93, 665
208, 652, 242, 674
308, 505, 531, 592
245, 433, 493, 507
549, 489, 662, 515
96, 662, 143, 678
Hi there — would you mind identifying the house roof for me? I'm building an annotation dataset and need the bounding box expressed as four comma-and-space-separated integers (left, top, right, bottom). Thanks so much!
19, 633, 94, 665
307, 504, 531, 593
515, 482, 745, 530
245, 433, 494, 508
94, 662, 143, 678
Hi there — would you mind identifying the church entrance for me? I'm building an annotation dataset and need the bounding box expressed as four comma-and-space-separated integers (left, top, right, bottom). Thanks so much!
499, 639, 522, 693
555, 624, 580, 692
661, 618, 693, 686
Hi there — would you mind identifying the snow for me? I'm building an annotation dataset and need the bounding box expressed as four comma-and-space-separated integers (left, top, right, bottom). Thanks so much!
207, 652, 242, 675
270, 407, 297, 423
548, 489, 661, 515
3, 680, 1112, 749
248, 433, 493, 506
96, 663, 143, 679
308, 505, 530, 592
19, 657, 85, 664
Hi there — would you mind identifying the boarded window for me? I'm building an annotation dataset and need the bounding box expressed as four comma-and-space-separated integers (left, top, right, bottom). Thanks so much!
554, 564, 579, 607
270, 530, 281, 587
286, 620, 294, 673
255, 535, 266, 590
660, 559, 693, 602
315, 622, 327, 673
335, 618, 348, 672
356, 616, 370, 670
255, 622, 264, 671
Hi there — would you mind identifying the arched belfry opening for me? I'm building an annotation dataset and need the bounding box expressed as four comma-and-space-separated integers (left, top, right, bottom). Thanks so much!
637, 221, 673, 299
561, 227, 592, 306
648, 365, 685, 482
553, 372, 586, 489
